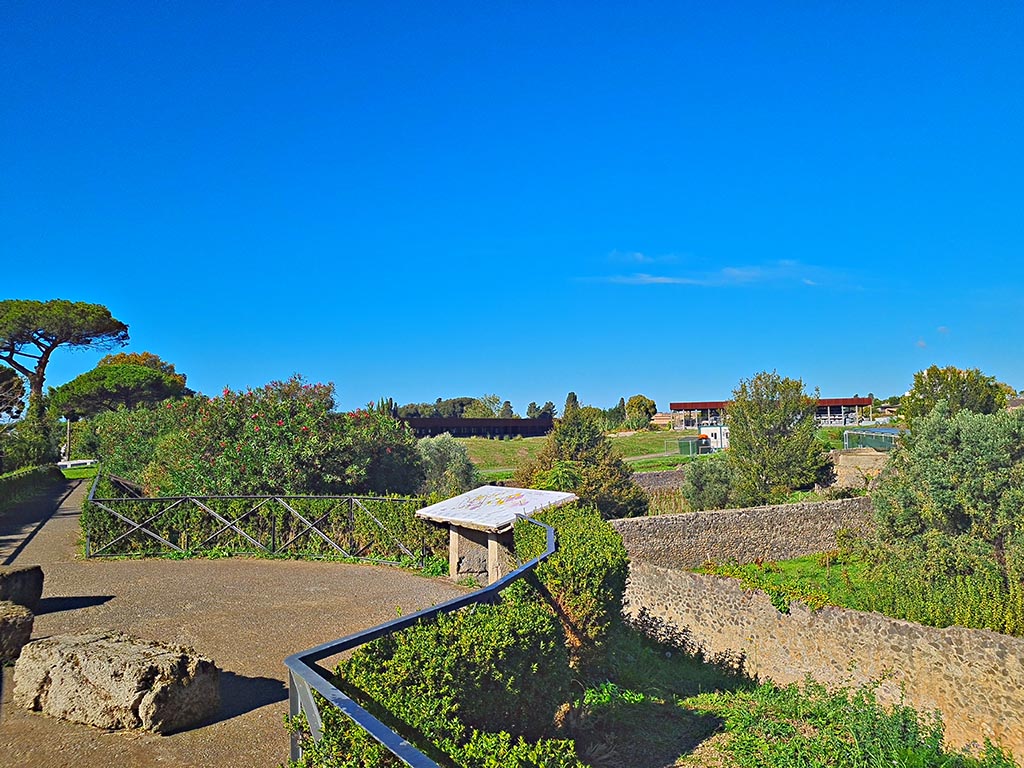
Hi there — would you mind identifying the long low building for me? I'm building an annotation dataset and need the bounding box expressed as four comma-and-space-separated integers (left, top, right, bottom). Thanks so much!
669, 397, 873, 427
401, 416, 555, 438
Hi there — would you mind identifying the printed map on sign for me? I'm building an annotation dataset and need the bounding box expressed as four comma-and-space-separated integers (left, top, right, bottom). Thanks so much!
415, 487, 577, 533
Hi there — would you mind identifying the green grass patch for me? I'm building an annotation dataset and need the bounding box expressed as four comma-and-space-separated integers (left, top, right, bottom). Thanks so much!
607, 428, 697, 457
459, 436, 546, 471
477, 468, 514, 483
815, 426, 846, 451
700, 551, 873, 613
458, 429, 698, 475
62, 466, 99, 479
685, 679, 1018, 768
626, 455, 694, 472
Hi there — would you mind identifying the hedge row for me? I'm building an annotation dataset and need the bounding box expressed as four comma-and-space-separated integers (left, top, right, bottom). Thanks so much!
0, 465, 65, 512
81, 475, 448, 562
288, 503, 629, 767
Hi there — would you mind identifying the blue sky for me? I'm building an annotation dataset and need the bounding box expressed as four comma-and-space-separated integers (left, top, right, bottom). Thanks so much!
3, 2, 1022, 413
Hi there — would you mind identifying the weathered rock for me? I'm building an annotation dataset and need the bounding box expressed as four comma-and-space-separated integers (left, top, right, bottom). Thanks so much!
0, 565, 44, 611
13, 630, 220, 733
0, 600, 34, 663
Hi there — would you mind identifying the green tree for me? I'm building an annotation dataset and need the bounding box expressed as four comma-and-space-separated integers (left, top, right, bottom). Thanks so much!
417, 432, 479, 498
900, 365, 1008, 419
514, 408, 647, 518
603, 397, 627, 430
527, 401, 557, 420
0, 366, 25, 420
681, 454, 736, 511
0, 299, 129, 413
875, 403, 1024, 557
463, 394, 501, 418
97, 351, 186, 388
869, 404, 1024, 634
726, 371, 829, 505
563, 392, 580, 416
625, 394, 657, 431
497, 400, 517, 419
49, 364, 186, 418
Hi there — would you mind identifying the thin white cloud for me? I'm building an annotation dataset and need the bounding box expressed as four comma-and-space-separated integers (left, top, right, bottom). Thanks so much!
605, 273, 704, 285
917, 339, 928, 348
592, 259, 841, 288
607, 250, 680, 265
937, 326, 950, 334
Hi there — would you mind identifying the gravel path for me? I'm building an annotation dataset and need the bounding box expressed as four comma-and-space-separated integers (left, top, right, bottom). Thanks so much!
0, 481, 468, 767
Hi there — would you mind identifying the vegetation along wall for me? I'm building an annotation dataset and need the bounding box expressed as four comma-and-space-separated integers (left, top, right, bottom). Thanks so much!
610, 497, 875, 568
621, 561, 1024, 758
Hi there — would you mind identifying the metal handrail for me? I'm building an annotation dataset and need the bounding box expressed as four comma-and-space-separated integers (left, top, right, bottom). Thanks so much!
283, 516, 557, 766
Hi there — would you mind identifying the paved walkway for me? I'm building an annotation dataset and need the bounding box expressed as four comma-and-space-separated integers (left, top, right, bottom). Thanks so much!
0, 481, 468, 767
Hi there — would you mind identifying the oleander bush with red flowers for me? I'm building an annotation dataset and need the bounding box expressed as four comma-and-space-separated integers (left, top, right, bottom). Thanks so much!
89, 375, 423, 497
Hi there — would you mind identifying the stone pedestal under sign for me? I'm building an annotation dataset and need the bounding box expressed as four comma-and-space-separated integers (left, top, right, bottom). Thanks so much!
417, 487, 576, 585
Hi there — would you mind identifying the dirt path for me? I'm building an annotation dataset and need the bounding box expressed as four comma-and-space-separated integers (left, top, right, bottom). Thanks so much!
0, 482, 468, 767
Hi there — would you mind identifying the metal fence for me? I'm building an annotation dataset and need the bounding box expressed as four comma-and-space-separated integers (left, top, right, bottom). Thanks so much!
82, 474, 447, 566
283, 517, 556, 766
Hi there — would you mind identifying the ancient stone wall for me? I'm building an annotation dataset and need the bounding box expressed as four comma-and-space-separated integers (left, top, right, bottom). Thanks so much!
831, 448, 888, 489
610, 497, 875, 569
631, 469, 686, 493
622, 562, 1024, 758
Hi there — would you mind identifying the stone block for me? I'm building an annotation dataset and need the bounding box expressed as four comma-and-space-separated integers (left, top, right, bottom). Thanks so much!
0, 600, 34, 663
13, 630, 220, 734
0, 565, 44, 611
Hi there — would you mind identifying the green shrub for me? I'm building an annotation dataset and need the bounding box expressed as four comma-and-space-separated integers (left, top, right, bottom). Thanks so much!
89, 376, 423, 497
81, 488, 447, 562
0, 464, 64, 511
2, 407, 59, 471
342, 598, 571, 741
298, 596, 583, 768
417, 432, 478, 498
681, 452, 736, 511
866, 405, 1024, 636
690, 679, 1018, 768
515, 503, 628, 664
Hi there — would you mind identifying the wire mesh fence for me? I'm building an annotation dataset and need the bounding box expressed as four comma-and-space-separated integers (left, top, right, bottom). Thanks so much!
82, 475, 448, 565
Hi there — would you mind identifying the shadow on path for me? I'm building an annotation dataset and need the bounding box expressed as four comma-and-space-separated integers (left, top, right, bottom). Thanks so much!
35, 595, 115, 615
204, 672, 288, 727
1, 479, 81, 565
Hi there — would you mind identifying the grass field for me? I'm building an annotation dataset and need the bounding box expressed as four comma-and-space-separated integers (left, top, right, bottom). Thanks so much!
461, 428, 697, 475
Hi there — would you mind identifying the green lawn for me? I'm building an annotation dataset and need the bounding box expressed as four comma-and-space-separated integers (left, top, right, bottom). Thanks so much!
62, 466, 99, 480
607, 428, 697, 457
460, 428, 695, 474
460, 436, 546, 471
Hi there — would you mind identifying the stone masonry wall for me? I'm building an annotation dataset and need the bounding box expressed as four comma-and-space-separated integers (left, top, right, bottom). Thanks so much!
622, 562, 1024, 758
610, 497, 875, 569
632, 470, 686, 493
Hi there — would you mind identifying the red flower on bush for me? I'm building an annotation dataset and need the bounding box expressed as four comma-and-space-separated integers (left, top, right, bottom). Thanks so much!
277, 420, 284, 426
